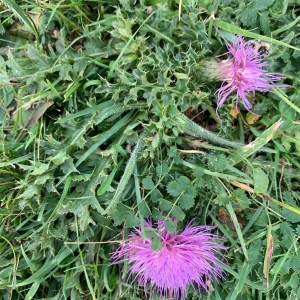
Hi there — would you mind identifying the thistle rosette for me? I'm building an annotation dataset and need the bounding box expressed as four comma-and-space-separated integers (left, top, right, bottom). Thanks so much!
110, 220, 226, 300
200, 35, 287, 115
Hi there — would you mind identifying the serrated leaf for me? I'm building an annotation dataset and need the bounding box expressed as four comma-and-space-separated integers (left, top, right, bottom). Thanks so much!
253, 0, 274, 11
156, 162, 169, 176
125, 211, 140, 228
177, 176, 190, 188
61, 158, 78, 175
186, 186, 197, 198
110, 206, 130, 226
259, 11, 270, 35
231, 189, 250, 209
164, 219, 177, 233
150, 189, 163, 203
179, 194, 195, 210
286, 273, 299, 289
142, 176, 155, 190
280, 221, 294, 238
17, 185, 40, 200
167, 181, 182, 197
34, 173, 51, 185
216, 196, 231, 206
171, 206, 185, 221
151, 133, 160, 148
240, 7, 257, 27
111, 212, 127, 226
290, 256, 300, 272
195, 177, 204, 188
253, 168, 269, 194
151, 236, 162, 251
79, 206, 96, 231
159, 199, 173, 211
152, 210, 164, 221
167, 146, 177, 157
144, 228, 156, 239
31, 162, 50, 175
50, 150, 69, 165
138, 201, 151, 217
192, 167, 204, 178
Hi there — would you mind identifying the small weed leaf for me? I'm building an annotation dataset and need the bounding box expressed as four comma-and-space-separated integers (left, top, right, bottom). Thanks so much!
253, 168, 269, 194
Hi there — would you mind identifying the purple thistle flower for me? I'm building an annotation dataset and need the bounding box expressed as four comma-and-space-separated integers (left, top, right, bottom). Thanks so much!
110, 220, 227, 299
201, 35, 287, 115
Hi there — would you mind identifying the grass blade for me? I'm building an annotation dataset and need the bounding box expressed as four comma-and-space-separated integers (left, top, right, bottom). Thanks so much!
228, 121, 282, 166
2, 0, 40, 43
228, 261, 251, 300
213, 19, 300, 51
226, 203, 248, 260
102, 133, 146, 215
75, 110, 134, 168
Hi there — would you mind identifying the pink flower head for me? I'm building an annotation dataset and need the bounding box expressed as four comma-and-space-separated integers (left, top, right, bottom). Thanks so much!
211, 34, 287, 115
110, 220, 226, 299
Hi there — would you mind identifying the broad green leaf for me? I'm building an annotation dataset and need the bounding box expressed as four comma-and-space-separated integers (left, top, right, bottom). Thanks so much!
253, 0, 274, 11
2, 0, 40, 43
159, 199, 173, 211
179, 194, 195, 210
216, 196, 231, 206
125, 211, 140, 228
142, 176, 155, 190
164, 219, 177, 233
167, 180, 182, 197
177, 176, 190, 188
208, 154, 227, 172
150, 189, 163, 203
170, 206, 185, 221
253, 168, 269, 194
192, 167, 204, 177
231, 189, 250, 209
144, 228, 156, 239
240, 8, 257, 27
151, 236, 162, 251
138, 201, 151, 217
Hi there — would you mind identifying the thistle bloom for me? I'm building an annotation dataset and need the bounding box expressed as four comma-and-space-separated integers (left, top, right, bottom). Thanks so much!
110, 220, 226, 299
201, 35, 286, 115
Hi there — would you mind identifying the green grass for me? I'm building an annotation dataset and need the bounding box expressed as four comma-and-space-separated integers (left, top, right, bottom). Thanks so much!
0, 0, 300, 299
